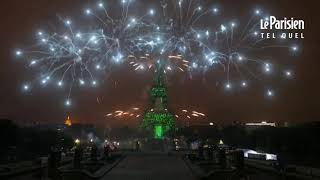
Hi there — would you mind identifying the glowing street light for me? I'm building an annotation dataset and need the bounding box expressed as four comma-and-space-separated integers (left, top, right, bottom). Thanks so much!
149, 9, 155, 16
213, 8, 218, 13
267, 89, 274, 97
75, 139, 80, 144
65, 20, 71, 25
85, 9, 91, 15
23, 85, 29, 91
16, 50, 22, 56
225, 83, 232, 90
241, 81, 247, 87
98, 2, 104, 8
65, 99, 71, 106
58, 81, 63, 86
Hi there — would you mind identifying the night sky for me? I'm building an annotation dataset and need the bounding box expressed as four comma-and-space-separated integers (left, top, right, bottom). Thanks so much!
0, 0, 319, 127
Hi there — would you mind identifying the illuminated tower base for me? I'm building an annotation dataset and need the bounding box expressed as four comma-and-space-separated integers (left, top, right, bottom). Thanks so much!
142, 62, 175, 139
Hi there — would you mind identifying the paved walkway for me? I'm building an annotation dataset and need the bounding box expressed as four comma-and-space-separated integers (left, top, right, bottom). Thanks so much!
101, 154, 196, 180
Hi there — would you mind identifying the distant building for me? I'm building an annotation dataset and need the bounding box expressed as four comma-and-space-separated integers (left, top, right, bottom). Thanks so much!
245, 121, 276, 127
245, 121, 276, 131
63, 123, 97, 141
241, 149, 277, 161
64, 116, 72, 126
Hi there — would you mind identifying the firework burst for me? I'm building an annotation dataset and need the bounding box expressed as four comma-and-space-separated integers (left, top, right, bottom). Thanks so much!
16, 0, 300, 105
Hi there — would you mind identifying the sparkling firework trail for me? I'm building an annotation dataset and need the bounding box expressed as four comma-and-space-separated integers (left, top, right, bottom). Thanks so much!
105, 107, 205, 121
16, 0, 300, 106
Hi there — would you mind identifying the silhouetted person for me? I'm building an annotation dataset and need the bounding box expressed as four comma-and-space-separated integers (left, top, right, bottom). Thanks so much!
34, 157, 46, 179
198, 142, 204, 160
48, 147, 58, 178
218, 148, 227, 169
135, 141, 140, 152
73, 146, 83, 169
235, 150, 244, 170
91, 144, 98, 161
277, 154, 286, 173
104, 144, 110, 160
207, 146, 214, 160
57, 149, 62, 165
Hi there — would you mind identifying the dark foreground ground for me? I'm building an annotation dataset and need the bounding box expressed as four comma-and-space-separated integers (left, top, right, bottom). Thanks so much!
101, 153, 196, 180
7, 152, 304, 180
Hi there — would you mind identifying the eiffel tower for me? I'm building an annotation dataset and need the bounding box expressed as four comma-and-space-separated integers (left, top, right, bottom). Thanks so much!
142, 61, 175, 139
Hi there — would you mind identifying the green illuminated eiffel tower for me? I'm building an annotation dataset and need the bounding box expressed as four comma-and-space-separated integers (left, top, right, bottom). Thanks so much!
142, 61, 175, 139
